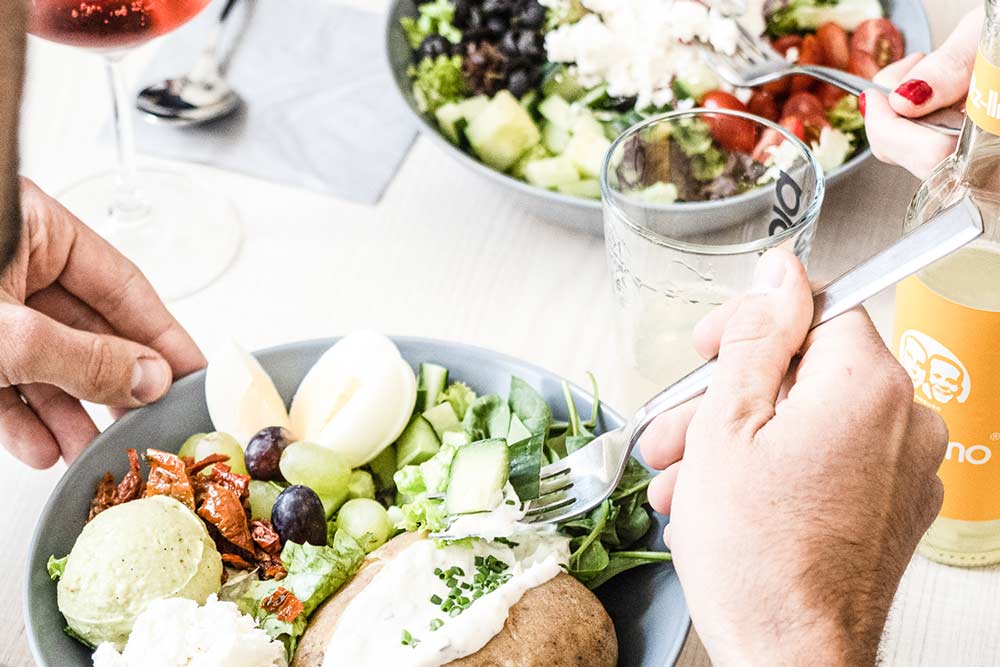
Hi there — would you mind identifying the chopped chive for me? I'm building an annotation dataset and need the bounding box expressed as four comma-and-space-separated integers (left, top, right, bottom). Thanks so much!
449, 606, 463, 617
429, 618, 444, 631
430, 594, 443, 605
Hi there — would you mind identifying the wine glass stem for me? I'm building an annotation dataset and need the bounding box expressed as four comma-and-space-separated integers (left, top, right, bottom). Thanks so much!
105, 54, 149, 225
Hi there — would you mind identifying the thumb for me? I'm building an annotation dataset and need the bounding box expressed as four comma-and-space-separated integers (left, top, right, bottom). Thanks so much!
885, 8, 982, 117
0, 306, 172, 407
697, 250, 813, 441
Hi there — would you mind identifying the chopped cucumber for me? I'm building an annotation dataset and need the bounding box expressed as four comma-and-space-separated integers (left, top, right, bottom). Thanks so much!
523, 156, 581, 189
542, 68, 587, 102
395, 415, 441, 469
435, 103, 465, 144
557, 179, 601, 199
416, 362, 449, 413
466, 91, 541, 171
368, 444, 396, 491
542, 122, 571, 154
570, 112, 606, 139
458, 95, 489, 121
320, 487, 349, 518
630, 182, 679, 204
444, 438, 510, 515
507, 414, 532, 447
442, 430, 472, 448
423, 402, 461, 438
539, 95, 573, 128
347, 470, 376, 500
564, 131, 612, 178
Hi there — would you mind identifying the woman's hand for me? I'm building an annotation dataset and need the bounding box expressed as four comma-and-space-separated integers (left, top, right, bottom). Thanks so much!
0, 179, 206, 468
861, 8, 983, 178
641, 250, 947, 666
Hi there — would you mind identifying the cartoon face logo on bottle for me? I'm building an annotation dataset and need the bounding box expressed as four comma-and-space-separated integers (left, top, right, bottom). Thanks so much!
898, 329, 972, 407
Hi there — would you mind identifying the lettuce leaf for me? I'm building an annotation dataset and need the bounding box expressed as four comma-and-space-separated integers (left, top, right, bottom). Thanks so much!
439, 382, 477, 420
400, 0, 462, 49
47, 555, 67, 581
223, 531, 365, 657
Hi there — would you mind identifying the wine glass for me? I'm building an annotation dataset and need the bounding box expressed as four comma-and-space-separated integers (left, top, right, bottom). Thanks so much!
27, 0, 241, 300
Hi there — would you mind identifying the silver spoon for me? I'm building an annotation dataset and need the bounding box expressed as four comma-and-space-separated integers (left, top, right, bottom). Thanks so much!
137, 0, 243, 126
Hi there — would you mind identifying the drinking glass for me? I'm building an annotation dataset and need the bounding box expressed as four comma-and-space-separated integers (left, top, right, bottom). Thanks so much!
27, 0, 241, 300
601, 109, 824, 398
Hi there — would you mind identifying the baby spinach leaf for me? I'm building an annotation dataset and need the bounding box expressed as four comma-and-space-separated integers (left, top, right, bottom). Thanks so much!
463, 395, 510, 441
507, 378, 552, 500
582, 551, 673, 590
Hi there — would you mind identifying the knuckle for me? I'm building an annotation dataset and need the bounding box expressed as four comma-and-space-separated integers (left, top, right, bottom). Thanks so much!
720, 299, 778, 348
881, 362, 917, 402
0, 307, 41, 385
85, 338, 118, 396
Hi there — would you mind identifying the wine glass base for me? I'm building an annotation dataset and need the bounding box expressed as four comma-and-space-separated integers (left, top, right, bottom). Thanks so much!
57, 169, 241, 301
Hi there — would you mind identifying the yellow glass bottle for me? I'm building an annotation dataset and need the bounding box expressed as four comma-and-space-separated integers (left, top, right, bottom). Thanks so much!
894, 0, 1000, 566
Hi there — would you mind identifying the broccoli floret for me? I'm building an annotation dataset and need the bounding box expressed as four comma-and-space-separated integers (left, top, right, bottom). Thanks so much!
401, 0, 462, 49
409, 55, 467, 114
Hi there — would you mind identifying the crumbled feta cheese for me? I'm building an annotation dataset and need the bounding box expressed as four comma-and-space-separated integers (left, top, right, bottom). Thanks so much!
785, 47, 800, 63
544, 0, 743, 109
812, 127, 854, 172
733, 87, 753, 105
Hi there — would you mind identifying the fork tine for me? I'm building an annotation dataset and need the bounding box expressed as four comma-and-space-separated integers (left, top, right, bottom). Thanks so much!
736, 23, 769, 61
697, 45, 747, 87
537, 475, 573, 498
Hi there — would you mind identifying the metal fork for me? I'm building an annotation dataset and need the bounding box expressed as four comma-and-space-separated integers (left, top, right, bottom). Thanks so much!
701, 23, 964, 136
521, 196, 983, 526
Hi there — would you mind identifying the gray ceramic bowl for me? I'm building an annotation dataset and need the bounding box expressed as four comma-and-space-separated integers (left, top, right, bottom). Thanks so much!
386, 1, 931, 235
25, 337, 690, 667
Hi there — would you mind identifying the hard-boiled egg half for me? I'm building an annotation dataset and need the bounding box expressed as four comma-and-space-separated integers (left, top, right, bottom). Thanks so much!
289, 331, 416, 468
204, 332, 416, 469
205, 339, 292, 447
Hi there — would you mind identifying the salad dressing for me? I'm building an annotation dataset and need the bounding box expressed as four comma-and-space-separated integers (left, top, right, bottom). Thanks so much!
323, 537, 568, 667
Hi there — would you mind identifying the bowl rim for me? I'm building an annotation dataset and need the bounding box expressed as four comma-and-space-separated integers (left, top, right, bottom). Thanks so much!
384, 0, 932, 216
600, 106, 826, 256
24, 335, 691, 667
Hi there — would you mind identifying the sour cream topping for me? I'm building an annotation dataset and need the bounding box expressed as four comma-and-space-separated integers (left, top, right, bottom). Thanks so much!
323, 535, 569, 667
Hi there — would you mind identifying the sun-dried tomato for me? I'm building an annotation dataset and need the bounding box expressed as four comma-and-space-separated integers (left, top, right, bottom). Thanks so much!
261, 587, 304, 623
186, 452, 230, 477
206, 463, 251, 501
198, 484, 255, 554
115, 448, 144, 505
144, 449, 196, 511
261, 558, 287, 581
88, 473, 117, 521
250, 520, 282, 555
221, 552, 255, 570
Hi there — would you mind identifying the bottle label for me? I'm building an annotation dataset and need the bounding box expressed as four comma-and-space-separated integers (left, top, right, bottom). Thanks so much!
967, 50, 1000, 136
894, 276, 1000, 522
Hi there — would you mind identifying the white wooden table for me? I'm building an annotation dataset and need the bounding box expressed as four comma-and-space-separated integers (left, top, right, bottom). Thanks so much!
3, 1, 997, 665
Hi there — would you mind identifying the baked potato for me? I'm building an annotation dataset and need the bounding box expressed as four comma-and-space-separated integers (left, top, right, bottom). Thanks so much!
292, 533, 618, 667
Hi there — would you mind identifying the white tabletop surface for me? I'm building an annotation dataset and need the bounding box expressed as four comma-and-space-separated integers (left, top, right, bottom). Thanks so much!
4, 1, 997, 665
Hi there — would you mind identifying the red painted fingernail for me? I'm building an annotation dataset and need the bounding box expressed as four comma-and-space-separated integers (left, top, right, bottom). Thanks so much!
858, 92, 867, 117
894, 79, 933, 105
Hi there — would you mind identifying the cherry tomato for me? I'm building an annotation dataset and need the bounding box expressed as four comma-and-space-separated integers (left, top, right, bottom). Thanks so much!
700, 90, 758, 153
751, 116, 806, 163
791, 35, 825, 92
782, 92, 824, 120
748, 90, 780, 122
848, 18, 905, 78
816, 22, 850, 70
817, 82, 847, 109
761, 35, 803, 95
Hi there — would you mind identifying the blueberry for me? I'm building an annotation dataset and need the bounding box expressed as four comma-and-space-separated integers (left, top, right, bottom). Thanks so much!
515, 30, 542, 59
485, 16, 508, 36
516, 2, 546, 28
500, 30, 519, 56
417, 34, 451, 61
507, 68, 532, 97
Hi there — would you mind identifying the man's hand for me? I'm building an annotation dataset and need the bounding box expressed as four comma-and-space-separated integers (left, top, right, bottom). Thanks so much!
861, 8, 983, 178
0, 179, 206, 468
640, 250, 947, 666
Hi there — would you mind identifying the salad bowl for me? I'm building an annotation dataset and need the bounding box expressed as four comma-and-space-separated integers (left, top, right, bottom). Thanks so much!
25, 337, 690, 667
385, 0, 932, 236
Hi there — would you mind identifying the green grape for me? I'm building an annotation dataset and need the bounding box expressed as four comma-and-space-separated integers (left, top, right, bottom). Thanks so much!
249, 480, 284, 521
279, 441, 351, 497
336, 498, 392, 553
320, 487, 350, 519
178, 433, 207, 459
347, 470, 376, 500
181, 432, 248, 476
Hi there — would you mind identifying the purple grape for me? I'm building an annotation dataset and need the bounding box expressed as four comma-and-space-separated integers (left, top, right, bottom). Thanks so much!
271, 485, 327, 546
245, 426, 292, 481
